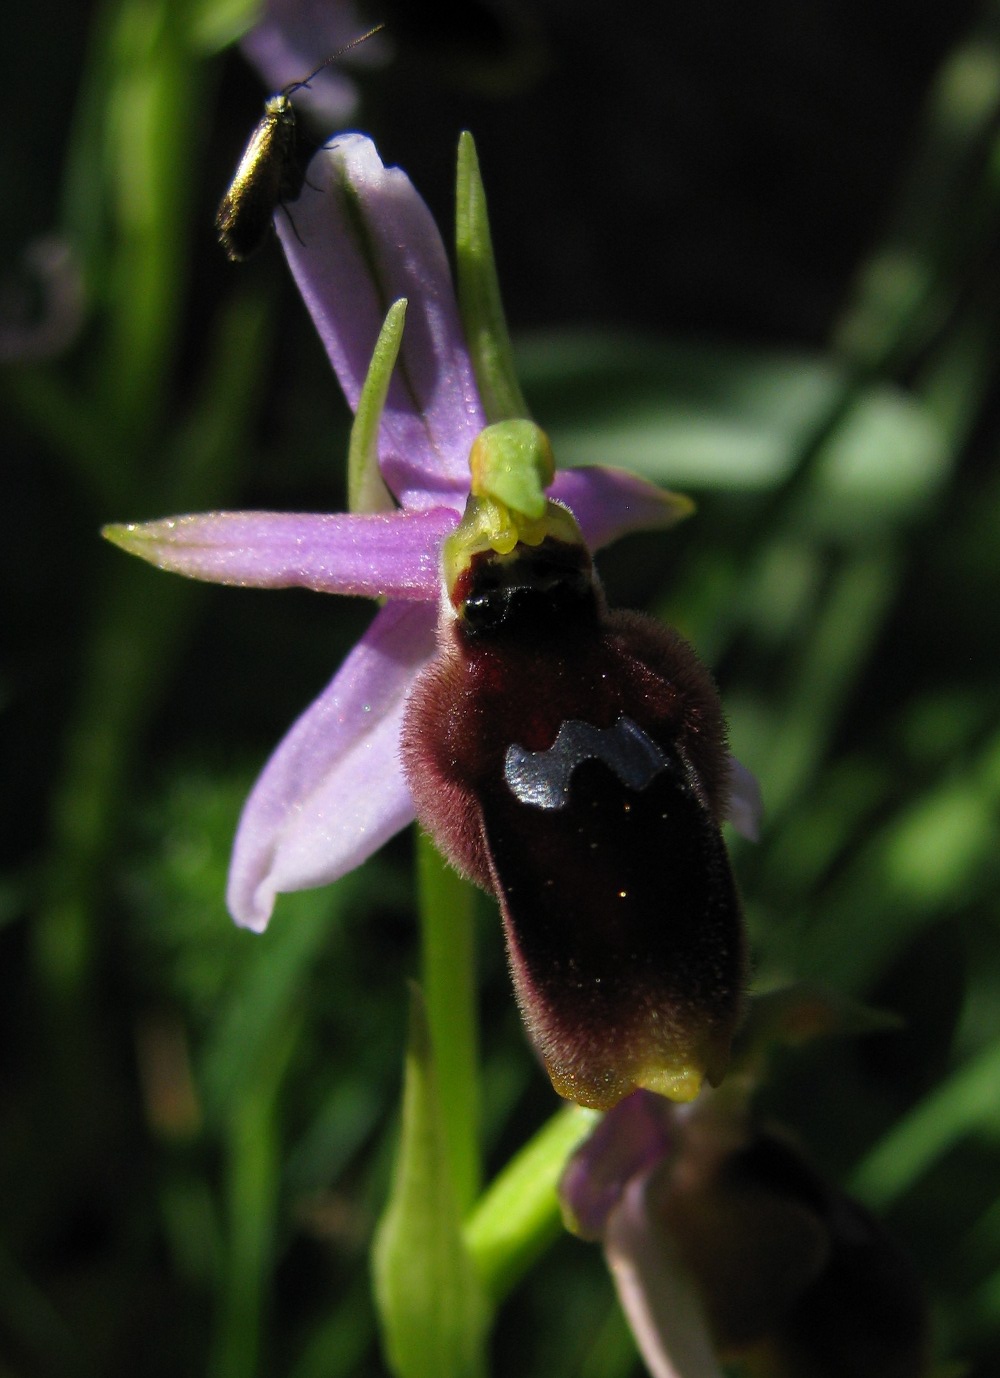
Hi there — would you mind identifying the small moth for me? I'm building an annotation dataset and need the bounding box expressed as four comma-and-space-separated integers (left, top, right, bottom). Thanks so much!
215, 24, 384, 261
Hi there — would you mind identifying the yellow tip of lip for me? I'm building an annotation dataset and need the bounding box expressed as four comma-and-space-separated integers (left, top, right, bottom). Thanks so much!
638, 1062, 705, 1104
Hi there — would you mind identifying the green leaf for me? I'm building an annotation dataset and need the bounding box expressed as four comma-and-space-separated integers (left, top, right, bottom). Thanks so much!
516, 332, 840, 488
852, 1038, 1000, 1209
349, 299, 405, 513
455, 131, 530, 424
373, 987, 487, 1378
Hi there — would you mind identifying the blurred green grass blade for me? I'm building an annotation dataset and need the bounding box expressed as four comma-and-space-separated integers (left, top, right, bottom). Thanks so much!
1, 366, 127, 509
61, 0, 126, 267
577, 1300, 641, 1378
518, 333, 842, 490
0, 1244, 92, 1378
210, 1015, 299, 1378
852, 1038, 1000, 1209
373, 987, 488, 1378
800, 388, 950, 538
287, 1276, 377, 1378
753, 548, 900, 819
159, 1174, 223, 1290
285, 1075, 385, 1193
464, 1104, 598, 1305
200, 881, 354, 1118
519, 334, 954, 545
159, 285, 273, 508
100, 0, 202, 436
188, 0, 258, 53
771, 737, 1000, 993
835, 22, 1000, 369
35, 287, 271, 1016
961, 1270, 1000, 1350
417, 832, 481, 1214
61, 0, 204, 439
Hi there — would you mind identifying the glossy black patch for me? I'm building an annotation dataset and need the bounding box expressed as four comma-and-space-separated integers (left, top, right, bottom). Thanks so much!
505, 715, 668, 810
482, 732, 742, 1025
457, 538, 597, 639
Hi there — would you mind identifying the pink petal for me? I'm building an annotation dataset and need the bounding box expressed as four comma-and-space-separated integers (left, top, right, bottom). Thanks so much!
550, 466, 694, 551
227, 601, 437, 931
240, 1, 384, 127
561, 1091, 676, 1240
103, 508, 459, 599
278, 135, 485, 506
605, 1177, 724, 1378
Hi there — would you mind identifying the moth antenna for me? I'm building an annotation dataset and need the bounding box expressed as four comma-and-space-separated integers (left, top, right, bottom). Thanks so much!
279, 203, 307, 249
283, 23, 386, 97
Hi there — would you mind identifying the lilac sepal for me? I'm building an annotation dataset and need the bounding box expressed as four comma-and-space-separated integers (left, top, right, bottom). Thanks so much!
561, 1091, 676, 1240
605, 1176, 725, 1378
278, 136, 486, 507
551, 467, 692, 550
227, 600, 435, 931
107, 509, 459, 598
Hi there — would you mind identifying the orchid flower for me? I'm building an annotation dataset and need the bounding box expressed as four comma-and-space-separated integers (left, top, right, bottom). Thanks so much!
104, 133, 704, 938
559, 991, 931, 1378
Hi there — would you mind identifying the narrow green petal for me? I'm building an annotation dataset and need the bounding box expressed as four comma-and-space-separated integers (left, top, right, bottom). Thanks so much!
373, 987, 487, 1378
348, 298, 405, 513
455, 132, 530, 424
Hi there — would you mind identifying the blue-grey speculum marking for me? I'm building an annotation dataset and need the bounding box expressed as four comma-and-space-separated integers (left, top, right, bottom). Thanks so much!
504, 716, 669, 810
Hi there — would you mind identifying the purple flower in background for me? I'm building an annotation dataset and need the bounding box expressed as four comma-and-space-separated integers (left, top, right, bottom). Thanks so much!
104, 135, 689, 932
241, 0, 388, 125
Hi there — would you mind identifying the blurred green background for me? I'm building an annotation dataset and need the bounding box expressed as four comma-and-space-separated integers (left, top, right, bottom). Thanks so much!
3, 0, 1000, 1374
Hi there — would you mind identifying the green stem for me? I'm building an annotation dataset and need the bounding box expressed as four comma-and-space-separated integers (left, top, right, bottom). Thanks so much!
464, 1104, 598, 1304
416, 833, 481, 1214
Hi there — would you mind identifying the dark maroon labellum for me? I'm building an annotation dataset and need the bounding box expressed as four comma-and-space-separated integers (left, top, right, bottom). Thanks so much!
403, 537, 747, 1110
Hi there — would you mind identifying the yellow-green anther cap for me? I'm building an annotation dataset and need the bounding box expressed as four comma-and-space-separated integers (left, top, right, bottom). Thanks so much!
443, 420, 586, 600
470, 419, 554, 516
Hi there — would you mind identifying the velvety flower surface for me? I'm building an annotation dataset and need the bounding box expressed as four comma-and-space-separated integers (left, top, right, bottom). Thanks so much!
104, 135, 689, 932
400, 426, 748, 1108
